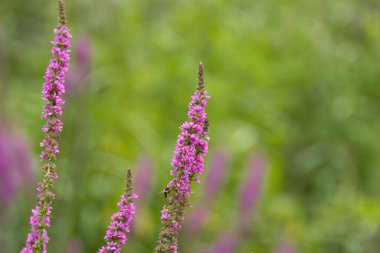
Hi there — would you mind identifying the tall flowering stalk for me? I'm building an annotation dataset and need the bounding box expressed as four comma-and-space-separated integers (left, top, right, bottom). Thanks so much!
154, 63, 210, 253
21, 1, 71, 252
98, 169, 137, 253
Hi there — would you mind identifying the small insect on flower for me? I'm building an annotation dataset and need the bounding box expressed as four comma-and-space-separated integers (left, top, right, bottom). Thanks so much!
164, 186, 171, 198
203, 119, 209, 134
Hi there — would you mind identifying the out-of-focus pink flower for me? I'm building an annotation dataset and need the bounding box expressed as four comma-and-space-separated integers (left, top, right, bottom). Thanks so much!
134, 154, 154, 204
206, 233, 237, 253
204, 153, 267, 253
239, 153, 266, 219
0, 123, 34, 210
65, 36, 91, 93
185, 149, 230, 234
203, 149, 230, 201
65, 237, 85, 253
275, 241, 297, 253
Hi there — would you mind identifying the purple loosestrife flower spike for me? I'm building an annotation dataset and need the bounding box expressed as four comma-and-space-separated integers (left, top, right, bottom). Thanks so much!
154, 63, 210, 253
98, 169, 137, 253
20, 1, 71, 252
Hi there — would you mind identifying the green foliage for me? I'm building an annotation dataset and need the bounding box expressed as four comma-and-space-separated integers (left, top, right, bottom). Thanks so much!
1, 0, 380, 252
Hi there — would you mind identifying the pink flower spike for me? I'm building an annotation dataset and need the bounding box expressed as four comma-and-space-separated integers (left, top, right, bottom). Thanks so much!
20, 1, 71, 252
155, 63, 210, 253
97, 170, 137, 253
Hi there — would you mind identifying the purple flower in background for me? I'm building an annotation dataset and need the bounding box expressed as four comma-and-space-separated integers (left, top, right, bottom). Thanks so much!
75, 37, 91, 65
21, 1, 71, 252
239, 153, 266, 219
134, 154, 154, 204
98, 169, 137, 253
0, 124, 33, 210
185, 149, 230, 234
129, 155, 153, 235
205, 153, 267, 253
155, 63, 210, 253
206, 233, 237, 253
275, 241, 296, 253
65, 36, 91, 93
203, 149, 230, 201
65, 237, 84, 253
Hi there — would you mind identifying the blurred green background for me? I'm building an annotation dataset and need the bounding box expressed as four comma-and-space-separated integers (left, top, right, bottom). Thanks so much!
1, 0, 380, 252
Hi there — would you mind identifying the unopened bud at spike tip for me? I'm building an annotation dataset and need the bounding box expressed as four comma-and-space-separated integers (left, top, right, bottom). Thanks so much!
126, 169, 133, 195
58, 0, 67, 26
197, 62, 205, 91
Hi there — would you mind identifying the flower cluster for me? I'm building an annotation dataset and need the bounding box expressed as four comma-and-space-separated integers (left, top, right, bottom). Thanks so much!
98, 169, 137, 253
40, 24, 71, 161
21, 1, 71, 252
155, 63, 210, 253
20, 164, 58, 253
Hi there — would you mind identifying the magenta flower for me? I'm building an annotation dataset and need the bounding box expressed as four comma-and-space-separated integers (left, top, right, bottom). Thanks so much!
154, 63, 210, 253
20, 1, 71, 252
98, 169, 137, 253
